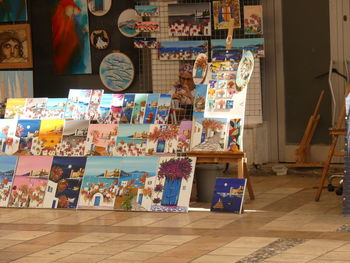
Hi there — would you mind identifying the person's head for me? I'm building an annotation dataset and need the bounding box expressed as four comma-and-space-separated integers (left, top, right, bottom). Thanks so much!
0, 31, 23, 62
179, 63, 195, 90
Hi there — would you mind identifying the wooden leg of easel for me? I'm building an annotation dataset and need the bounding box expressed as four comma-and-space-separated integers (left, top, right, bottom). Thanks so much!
237, 158, 244, 179
243, 158, 255, 200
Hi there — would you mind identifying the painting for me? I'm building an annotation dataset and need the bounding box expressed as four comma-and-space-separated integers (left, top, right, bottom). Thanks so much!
236, 50, 255, 88
64, 89, 92, 119
133, 37, 159, 49
190, 117, 228, 151
114, 156, 159, 211
211, 178, 246, 214
177, 121, 192, 153
211, 38, 265, 58
150, 157, 196, 212
194, 84, 207, 117
155, 94, 171, 124
78, 156, 122, 210
212, 0, 241, 30
0, 0, 27, 22
100, 52, 135, 92
120, 94, 135, 124
131, 94, 147, 124
90, 30, 110, 50
5, 98, 27, 119
88, 0, 112, 16
143, 94, 159, 124
87, 89, 104, 120
244, 5, 263, 35
23, 98, 48, 120
8, 156, 53, 208
57, 120, 89, 156
103, 94, 124, 124
84, 124, 118, 156
147, 125, 178, 156
52, 0, 92, 74
114, 124, 149, 157
117, 9, 141, 38
193, 54, 208, 85
135, 5, 159, 16
168, 3, 211, 36
136, 21, 160, 32
98, 93, 113, 122
0, 156, 18, 207
0, 119, 19, 155
43, 98, 67, 119
159, 41, 208, 61
15, 120, 40, 155
0, 24, 33, 69
0, 71, 33, 105
43, 157, 87, 209
227, 118, 242, 151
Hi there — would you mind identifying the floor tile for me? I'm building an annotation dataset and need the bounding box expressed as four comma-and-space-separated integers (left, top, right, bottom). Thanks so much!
0, 231, 51, 241
68, 232, 125, 243
107, 251, 157, 260
146, 235, 199, 245
129, 244, 177, 253
191, 255, 243, 263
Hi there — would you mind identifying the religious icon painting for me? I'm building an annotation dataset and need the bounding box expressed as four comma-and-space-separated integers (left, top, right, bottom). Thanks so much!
117, 9, 141, 37
100, 52, 135, 92
135, 5, 159, 17
0, 24, 33, 69
88, 0, 112, 16
0, 0, 27, 22
51, 0, 92, 74
244, 5, 263, 35
90, 30, 110, 50
0, 156, 18, 207
212, 0, 241, 30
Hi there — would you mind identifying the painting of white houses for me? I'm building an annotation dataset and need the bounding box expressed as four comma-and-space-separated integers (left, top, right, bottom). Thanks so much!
0, 119, 19, 155
0, 156, 18, 207
147, 125, 179, 155
78, 157, 121, 210
84, 124, 118, 156
58, 120, 89, 156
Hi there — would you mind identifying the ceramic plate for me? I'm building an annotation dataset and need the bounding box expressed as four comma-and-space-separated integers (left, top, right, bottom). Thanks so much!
236, 50, 254, 88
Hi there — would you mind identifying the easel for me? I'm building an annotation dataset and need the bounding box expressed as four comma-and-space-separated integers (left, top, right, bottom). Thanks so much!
315, 83, 350, 201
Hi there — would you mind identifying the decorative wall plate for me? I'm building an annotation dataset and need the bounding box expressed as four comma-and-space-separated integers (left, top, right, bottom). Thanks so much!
236, 50, 254, 88
88, 0, 112, 16
117, 9, 141, 38
193, 53, 208, 85
99, 52, 135, 92
90, 30, 110, 50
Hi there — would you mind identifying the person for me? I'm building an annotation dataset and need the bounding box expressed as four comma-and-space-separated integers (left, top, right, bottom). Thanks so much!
0, 31, 25, 63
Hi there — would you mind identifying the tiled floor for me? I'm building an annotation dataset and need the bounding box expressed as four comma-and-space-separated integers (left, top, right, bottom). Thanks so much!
0, 171, 349, 262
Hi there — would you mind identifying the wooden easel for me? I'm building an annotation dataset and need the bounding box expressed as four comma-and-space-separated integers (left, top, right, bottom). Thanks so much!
292, 90, 325, 167
315, 84, 350, 201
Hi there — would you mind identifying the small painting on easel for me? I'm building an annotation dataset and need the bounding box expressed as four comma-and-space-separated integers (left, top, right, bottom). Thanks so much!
212, 0, 241, 30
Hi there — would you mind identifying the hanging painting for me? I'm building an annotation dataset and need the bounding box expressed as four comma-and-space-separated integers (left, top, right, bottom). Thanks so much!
100, 52, 135, 92
133, 38, 159, 49
211, 178, 246, 214
0, 71, 33, 105
78, 156, 121, 210
15, 119, 41, 155
193, 53, 208, 85
135, 5, 159, 17
212, 0, 241, 30
8, 156, 53, 208
43, 157, 87, 209
158, 41, 208, 61
0, 156, 18, 207
244, 5, 263, 35
51, 0, 92, 74
168, 3, 211, 36
0, 24, 33, 69
136, 21, 160, 33
117, 9, 141, 38
0, 0, 27, 22
150, 157, 196, 212
84, 124, 118, 156
43, 98, 67, 119
227, 118, 242, 151
88, 0, 112, 16
90, 30, 110, 50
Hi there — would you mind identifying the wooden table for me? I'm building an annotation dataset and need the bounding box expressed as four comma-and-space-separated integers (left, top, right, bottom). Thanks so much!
187, 151, 255, 200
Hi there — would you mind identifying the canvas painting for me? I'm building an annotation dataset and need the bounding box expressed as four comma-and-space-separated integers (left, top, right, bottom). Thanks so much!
43, 157, 87, 209
8, 156, 53, 208
211, 178, 246, 214
136, 21, 160, 33
177, 121, 192, 153
43, 98, 67, 119
0, 156, 18, 207
98, 93, 113, 122
103, 94, 124, 124
78, 156, 121, 210
150, 157, 196, 212
52, 0, 92, 74
57, 120, 89, 156
147, 125, 178, 156
114, 124, 149, 157
32, 119, 64, 156
0, 71, 33, 105
0, 0, 27, 22
211, 38, 265, 58
117, 9, 141, 38
244, 5, 263, 35
15, 120, 40, 155
120, 94, 135, 124
0, 24, 33, 69
210, 61, 237, 73
23, 98, 48, 120
194, 84, 207, 117
131, 94, 147, 124
135, 5, 159, 16
114, 156, 160, 211
65, 89, 92, 119
155, 94, 171, 124
87, 89, 104, 120
143, 94, 159, 124
213, 0, 241, 30
84, 124, 118, 156
133, 37, 159, 49
0, 119, 19, 155
168, 3, 211, 36
159, 41, 208, 61
193, 53, 208, 85
5, 98, 26, 119
227, 118, 242, 151
190, 117, 228, 151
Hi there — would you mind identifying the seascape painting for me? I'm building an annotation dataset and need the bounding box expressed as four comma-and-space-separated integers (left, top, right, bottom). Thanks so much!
15, 119, 40, 155
136, 21, 160, 33
158, 41, 208, 61
0, 0, 27, 22
117, 9, 141, 37
0, 156, 18, 207
211, 38, 265, 58
51, 0, 92, 74
43, 98, 67, 119
135, 5, 159, 16
133, 37, 159, 49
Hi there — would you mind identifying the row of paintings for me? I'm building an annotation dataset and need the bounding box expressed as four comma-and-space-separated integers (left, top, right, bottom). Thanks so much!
0, 155, 196, 212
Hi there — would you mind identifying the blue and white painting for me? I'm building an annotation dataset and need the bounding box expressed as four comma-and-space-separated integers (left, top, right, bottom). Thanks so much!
135, 5, 159, 16
211, 38, 265, 58
98, 93, 113, 121
159, 41, 208, 60
99, 52, 135, 92
117, 9, 141, 37
44, 98, 67, 119
0, 0, 27, 22
194, 84, 207, 117
0, 156, 18, 207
